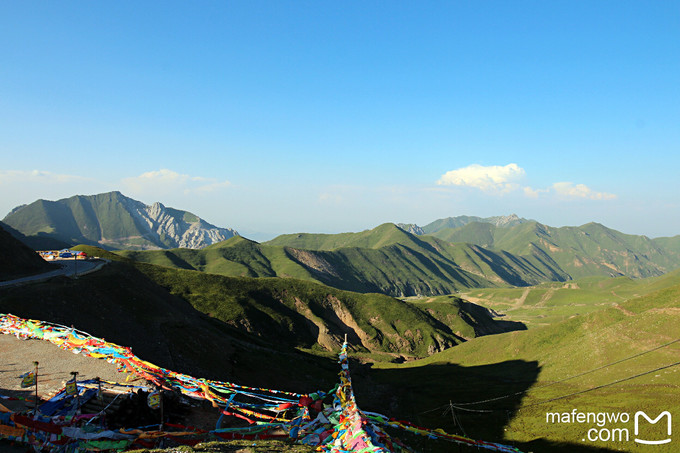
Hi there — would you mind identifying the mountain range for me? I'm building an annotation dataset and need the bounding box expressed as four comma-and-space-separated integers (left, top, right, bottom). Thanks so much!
422, 219, 680, 279
399, 213, 529, 235
119, 224, 569, 296
3, 191, 238, 250
0, 227, 520, 359
5, 192, 680, 296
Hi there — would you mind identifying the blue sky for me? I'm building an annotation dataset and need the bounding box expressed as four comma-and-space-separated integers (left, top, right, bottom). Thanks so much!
1, 1, 678, 240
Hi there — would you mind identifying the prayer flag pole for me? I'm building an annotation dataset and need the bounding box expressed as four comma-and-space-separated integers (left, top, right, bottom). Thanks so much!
33, 361, 39, 414
71, 371, 80, 412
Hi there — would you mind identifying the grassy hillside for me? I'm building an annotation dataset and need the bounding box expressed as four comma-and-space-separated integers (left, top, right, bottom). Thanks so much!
79, 246, 524, 359
0, 247, 545, 451
2, 192, 155, 248
430, 221, 680, 280
264, 223, 422, 250
458, 270, 680, 328
367, 284, 680, 452
6, 241, 674, 451
123, 223, 571, 297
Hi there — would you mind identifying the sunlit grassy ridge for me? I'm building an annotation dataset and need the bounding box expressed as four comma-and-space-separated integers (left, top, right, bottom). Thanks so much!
120, 223, 570, 297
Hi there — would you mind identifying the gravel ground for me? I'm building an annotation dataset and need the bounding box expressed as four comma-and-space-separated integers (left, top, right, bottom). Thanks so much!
0, 334, 129, 412
0, 335, 316, 452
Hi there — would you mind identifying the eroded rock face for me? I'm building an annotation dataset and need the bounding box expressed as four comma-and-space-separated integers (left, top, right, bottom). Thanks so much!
133, 200, 238, 249
396, 223, 425, 235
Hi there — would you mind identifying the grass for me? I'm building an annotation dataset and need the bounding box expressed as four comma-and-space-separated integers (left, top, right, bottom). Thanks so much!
118, 223, 581, 299
458, 271, 680, 328
76, 246, 517, 358
366, 283, 680, 452
430, 220, 680, 281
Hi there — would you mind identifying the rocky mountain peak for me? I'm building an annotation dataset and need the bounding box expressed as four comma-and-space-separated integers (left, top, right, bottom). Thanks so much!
491, 214, 522, 227
131, 200, 236, 249
146, 202, 167, 220
396, 223, 425, 235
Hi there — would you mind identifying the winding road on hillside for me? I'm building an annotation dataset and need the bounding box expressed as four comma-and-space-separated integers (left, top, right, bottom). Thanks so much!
0, 259, 107, 288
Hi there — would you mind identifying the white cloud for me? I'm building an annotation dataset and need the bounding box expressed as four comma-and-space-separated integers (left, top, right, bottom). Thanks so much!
434, 164, 617, 203
552, 182, 617, 200
121, 169, 230, 196
523, 186, 548, 198
437, 163, 525, 193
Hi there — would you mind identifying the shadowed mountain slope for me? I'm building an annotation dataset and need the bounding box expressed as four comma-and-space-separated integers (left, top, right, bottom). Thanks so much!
0, 256, 339, 392
0, 223, 57, 281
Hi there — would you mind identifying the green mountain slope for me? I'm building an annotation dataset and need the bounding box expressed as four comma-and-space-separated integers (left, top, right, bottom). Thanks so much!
264, 222, 420, 250
77, 246, 523, 358
121, 224, 570, 296
4, 192, 138, 245
0, 251, 340, 392
421, 214, 529, 234
0, 245, 547, 451
431, 220, 680, 280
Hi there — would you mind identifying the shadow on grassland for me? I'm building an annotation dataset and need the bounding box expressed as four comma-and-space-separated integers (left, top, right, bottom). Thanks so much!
353, 359, 620, 453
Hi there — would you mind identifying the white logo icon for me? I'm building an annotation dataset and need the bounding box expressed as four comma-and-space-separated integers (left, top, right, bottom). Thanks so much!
634, 411, 672, 445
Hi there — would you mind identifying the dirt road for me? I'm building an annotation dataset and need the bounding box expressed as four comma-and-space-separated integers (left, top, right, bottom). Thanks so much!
0, 259, 107, 288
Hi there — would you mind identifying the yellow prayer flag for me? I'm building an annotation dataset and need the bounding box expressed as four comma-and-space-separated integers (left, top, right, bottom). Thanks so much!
66, 380, 78, 396
20, 371, 35, 388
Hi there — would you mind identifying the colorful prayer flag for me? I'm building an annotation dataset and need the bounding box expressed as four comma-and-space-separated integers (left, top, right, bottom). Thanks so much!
65, 380, 78, 396
147, 392, 161, 409
20, 371, 35, 388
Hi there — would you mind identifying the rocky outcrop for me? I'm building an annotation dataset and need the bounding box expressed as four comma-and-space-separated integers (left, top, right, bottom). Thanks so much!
125, 199, 238, 249
396, 223, 425, 235
488, 213, 524, 227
